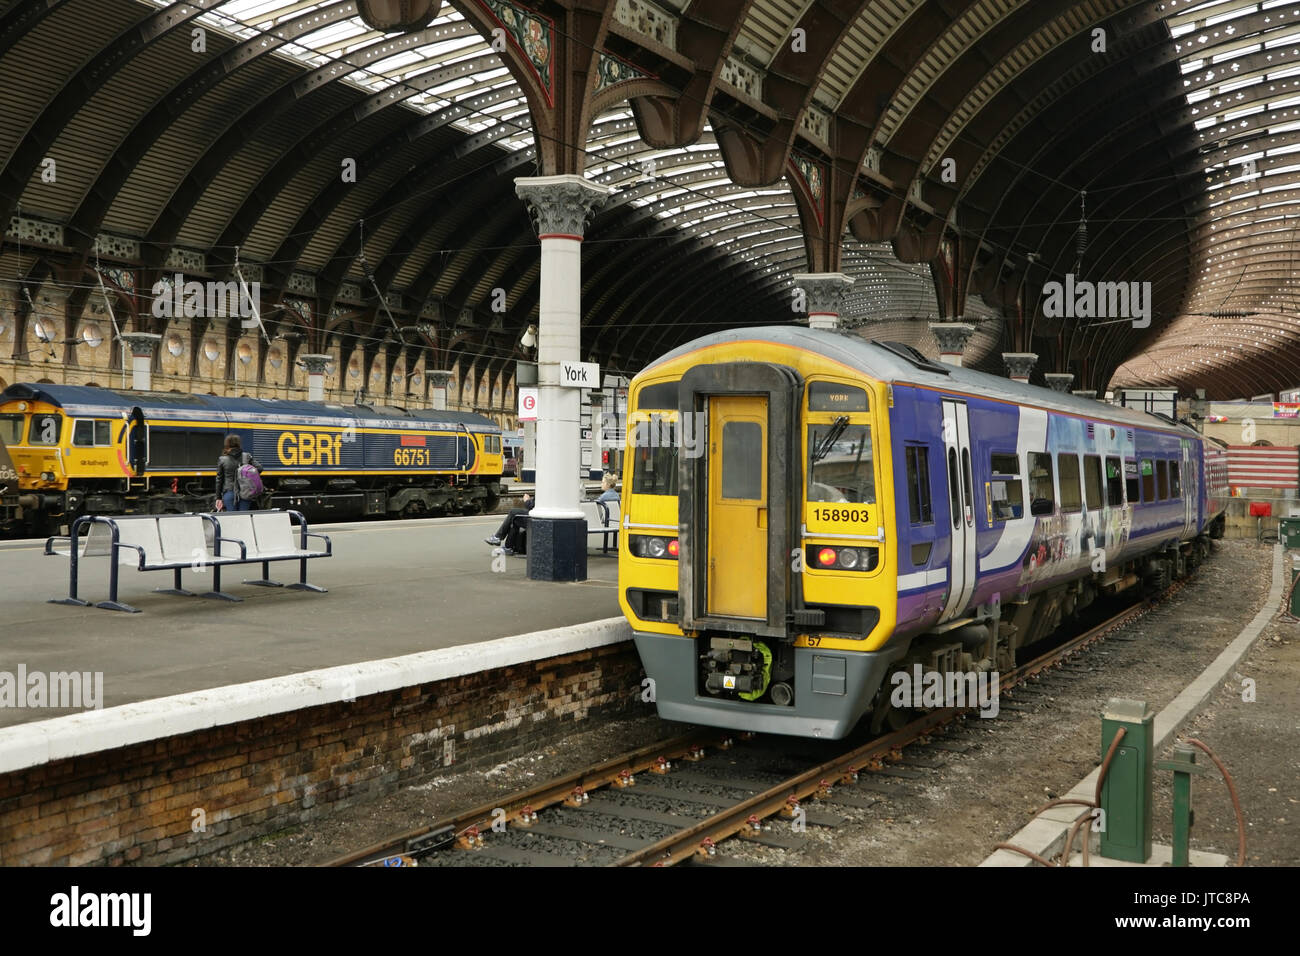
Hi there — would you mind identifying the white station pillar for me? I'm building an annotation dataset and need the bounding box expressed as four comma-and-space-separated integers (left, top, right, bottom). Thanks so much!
299, 353, 331, 402
515, 174, 611, 582
121, 333, 162, 391
427, 370, 452, 411
793, 272, 854, 329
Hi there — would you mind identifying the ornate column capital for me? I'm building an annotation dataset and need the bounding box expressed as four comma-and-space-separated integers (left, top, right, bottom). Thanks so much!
793, 272, 854, 329
928, 322, 976, 366
298, 353, 331, 375
427, 370, 453, 388
1072, 389, 1098, 400
121, 332, 161, 357
1044, 372, 1074, 393
1002, 352, 1038, 382
515, 175, 613, 240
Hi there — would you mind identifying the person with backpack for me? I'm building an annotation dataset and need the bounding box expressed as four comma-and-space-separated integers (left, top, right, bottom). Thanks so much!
215, 433, 264, 512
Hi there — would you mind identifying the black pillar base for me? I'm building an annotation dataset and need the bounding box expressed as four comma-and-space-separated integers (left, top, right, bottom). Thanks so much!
526, 516, 587, 582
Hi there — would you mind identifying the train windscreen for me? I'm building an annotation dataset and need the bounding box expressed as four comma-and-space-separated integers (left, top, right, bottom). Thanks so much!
0, 413, 23, 445
807, 424, 874, 503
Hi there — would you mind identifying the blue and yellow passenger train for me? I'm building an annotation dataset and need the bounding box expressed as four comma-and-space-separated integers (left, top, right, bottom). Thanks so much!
618, 327, 1229, 739
0, 383, 503, 535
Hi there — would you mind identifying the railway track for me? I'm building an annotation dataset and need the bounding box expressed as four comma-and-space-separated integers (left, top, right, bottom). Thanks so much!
327, 587, 1183, 868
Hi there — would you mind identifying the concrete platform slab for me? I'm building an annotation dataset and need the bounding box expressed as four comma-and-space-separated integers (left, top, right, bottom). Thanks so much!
0, 514, 620, 728
1062, 842, 1229, 867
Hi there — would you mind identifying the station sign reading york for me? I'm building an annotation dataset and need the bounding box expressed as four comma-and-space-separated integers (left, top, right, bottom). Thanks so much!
560, 361, 600, 388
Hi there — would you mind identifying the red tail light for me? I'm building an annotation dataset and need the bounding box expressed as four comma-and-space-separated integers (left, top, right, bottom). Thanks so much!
668, 539, 679, 556
818, 547, 837, 566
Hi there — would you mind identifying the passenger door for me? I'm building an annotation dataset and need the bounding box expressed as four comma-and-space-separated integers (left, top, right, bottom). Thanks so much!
705, 395, 768, 618
1180, 439, 1196, 538
939, 400, 976, 622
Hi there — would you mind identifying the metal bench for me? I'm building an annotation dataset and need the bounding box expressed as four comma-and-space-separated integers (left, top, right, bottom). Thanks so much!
205, 510, 332, 593
581, 500, 620, 554
45, 513, 245, 612
45, 510, 330, 612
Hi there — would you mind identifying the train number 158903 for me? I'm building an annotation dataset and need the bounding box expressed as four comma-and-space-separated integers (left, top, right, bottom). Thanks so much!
812, 507, 869, 522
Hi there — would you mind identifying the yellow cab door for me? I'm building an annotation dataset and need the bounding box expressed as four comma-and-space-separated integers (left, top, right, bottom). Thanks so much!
706, 395, 767, 618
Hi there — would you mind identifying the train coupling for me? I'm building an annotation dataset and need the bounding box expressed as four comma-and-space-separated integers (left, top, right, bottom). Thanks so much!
703, 637, 765, 696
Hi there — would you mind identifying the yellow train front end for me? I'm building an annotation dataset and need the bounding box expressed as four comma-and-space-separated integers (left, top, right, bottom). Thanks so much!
618, 336, 906, 739
2, 397, 92, 533
0, 393, 147, 535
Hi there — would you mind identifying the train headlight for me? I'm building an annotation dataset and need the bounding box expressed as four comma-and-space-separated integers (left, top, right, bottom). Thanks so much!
807, 545, 879, 573
630, 535, 679, 560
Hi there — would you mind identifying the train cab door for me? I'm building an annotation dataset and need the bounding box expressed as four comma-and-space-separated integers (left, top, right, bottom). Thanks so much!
939, 400, 977, 622
125, 407, 148, 477
705, 395, 768, 619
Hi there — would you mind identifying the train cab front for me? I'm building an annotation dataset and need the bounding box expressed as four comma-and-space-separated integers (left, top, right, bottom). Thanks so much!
619, 355, 902, 740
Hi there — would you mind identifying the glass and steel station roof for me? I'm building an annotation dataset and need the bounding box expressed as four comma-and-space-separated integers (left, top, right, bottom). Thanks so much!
2, 0, 1297, 395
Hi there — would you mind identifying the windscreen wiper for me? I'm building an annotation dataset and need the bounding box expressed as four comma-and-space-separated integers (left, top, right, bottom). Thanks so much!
811, 416, 850, 463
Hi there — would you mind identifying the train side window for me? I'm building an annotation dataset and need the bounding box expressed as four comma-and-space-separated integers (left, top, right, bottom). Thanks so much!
904, 446, 932, 524
1140, 459, 1155, 502
1028, 453, 1054, 514
1058, 454, 1083, 513
1084, 455, 1103, 511
72, 420, 111, 447
1105, 456, 1124, 506
961, 448, 973, 516
1125, 459, 1140, 503
947, 448, 961, 529
1170, 461, 1181, 498
989, 453, 1023, 520
1156, 460, 1169, 500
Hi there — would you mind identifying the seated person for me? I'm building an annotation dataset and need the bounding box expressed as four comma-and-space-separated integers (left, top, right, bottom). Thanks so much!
594, 473, 620, 506
486, 493, 532, 555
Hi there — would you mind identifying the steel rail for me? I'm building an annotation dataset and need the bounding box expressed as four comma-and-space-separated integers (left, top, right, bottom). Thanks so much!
330, 578, 1191, 868
325, 731, 716, 866
613, 599, 1155, 867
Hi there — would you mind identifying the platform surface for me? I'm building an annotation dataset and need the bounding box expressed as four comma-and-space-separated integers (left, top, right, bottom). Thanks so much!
0, 514, 620, 728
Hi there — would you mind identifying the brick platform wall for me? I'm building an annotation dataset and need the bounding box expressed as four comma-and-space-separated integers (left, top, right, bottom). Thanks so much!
0, 642, 644, 866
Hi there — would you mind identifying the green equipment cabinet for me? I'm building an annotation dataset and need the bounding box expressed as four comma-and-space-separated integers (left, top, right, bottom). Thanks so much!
1279, 516, 1300, 549
1099, 698, 1154, 864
